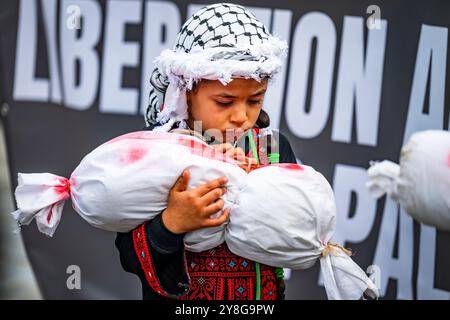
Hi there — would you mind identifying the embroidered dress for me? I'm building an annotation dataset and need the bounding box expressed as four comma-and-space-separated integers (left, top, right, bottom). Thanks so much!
180, 243, 279, 300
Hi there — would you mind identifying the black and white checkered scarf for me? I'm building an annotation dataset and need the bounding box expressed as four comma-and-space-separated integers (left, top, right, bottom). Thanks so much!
145, 2, 288, 132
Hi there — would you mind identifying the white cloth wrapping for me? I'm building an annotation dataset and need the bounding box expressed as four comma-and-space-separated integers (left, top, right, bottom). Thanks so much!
13, 131, 246, 250
367, 130, 450, 230
226, 164, 378, 300
12, 173, 70, 236
12, 130, 378, 299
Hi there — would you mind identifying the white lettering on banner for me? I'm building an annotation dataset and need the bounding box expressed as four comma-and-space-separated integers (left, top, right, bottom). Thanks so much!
331, 164, 377, 247
100, 0, 141, 114
373, 198, 414, 299
42, 0, 62, 103
11, 4, 448, 128
60, 0, 101, 110
417, 225, 450, 299
403, 25, 448, 143
331, 16, 387, 146
285, 12, 336, 139
140, 1, 181, 115
263, 9, 292, 129
11, 1, 292, 119
318, 164, 377, 288
366, 265, 382, 291
13, 0, 48, 101
403, 24, 449, 300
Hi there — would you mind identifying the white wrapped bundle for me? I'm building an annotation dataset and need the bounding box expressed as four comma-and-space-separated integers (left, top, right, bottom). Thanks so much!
12, 131, 246, 253
12, 130, 379, 299
226, 164, 379, 300
366, 130, 450, 230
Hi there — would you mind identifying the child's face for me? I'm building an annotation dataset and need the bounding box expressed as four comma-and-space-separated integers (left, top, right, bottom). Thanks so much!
186, 78, 268, 143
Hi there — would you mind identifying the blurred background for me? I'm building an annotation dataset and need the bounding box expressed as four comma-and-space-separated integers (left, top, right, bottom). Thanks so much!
0, 121, 41, 299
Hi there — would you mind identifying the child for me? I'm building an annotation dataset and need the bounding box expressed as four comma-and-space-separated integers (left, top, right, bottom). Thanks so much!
115, 3, 297, 300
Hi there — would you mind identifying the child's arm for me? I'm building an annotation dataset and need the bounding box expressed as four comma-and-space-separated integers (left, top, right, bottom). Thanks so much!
115, 170, 229, 299
115, 213, 189, 299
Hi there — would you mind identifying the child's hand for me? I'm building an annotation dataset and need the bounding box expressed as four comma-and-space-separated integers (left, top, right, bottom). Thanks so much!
212, 143, 258, 173
162, 169, 230, 234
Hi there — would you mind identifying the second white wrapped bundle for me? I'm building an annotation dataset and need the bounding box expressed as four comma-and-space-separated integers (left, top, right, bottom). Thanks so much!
367, 130, 450, 230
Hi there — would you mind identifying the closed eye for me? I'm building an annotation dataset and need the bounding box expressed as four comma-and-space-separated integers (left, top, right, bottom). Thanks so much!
215, 100, 263, 107
215, 101, 233, 106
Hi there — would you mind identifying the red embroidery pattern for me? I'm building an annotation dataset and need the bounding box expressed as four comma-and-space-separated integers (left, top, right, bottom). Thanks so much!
132, 222, 189, 299
179, 243, 278, 300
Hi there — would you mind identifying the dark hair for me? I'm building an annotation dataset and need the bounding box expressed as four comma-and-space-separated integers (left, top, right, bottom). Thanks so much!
256, 109, 270, 128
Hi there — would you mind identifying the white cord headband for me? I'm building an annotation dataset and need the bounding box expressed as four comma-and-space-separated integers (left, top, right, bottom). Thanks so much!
145, 3, 288, 131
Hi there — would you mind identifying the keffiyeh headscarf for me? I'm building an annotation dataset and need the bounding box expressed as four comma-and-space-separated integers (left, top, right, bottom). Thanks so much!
145, 2, 288, 132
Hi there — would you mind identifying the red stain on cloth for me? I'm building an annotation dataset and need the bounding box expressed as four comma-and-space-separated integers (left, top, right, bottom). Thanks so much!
53, 177, 71, 199
48, 177, 71, 224
121, 146, 148, 165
